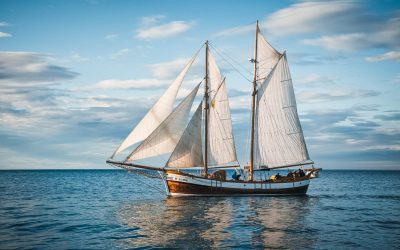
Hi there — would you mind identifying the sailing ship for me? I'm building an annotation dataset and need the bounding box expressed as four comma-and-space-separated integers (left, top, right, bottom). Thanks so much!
107, 21, 320, 196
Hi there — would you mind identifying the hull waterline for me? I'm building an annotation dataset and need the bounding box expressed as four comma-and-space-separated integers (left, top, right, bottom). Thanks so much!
166, 172, 310, 197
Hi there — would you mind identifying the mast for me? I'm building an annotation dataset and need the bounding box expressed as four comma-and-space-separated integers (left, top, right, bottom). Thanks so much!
204, 40, 209, 176
249, 20, 259, 181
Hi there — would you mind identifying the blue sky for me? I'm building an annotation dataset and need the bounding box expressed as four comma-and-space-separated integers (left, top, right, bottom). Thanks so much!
0, 0, 399, 169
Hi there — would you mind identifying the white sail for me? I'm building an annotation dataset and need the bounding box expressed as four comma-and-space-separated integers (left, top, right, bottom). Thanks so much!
166, 102, 204, 168
207, 50, 238, 166
125, 84, 200, 162
111, 52, 199, 158
254, 53, 311, 169
256, 27, 281, 82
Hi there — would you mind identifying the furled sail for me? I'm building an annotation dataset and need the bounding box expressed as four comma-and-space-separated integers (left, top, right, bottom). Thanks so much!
256, 27, 281, 82
125, 84, 200, 162
111, 52, 199, 158
207, 50, 238, 166
166, 101, 204, 168
254, 53, 311, 169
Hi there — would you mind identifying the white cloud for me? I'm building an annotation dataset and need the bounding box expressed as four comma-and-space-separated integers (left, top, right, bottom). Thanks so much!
139, 15, 166, 26
136, 20, 194, 39
105, 33, 119, 41
0, 31, 12, 38
215, 1, 359, 37
392, 74, 400, 84
215, 1, 400, 53
365, 51, 400, 62
229, 96, 251, 111
302, 33, 368, 51
298, 89, 380, 103
302, 26, 400, 51
302, 13, 400, 51
94, 78, 166, 90
0, 51, 78, 83
146, 58, 189, 79
86, 56, 202, 91
264, 1, 357, 36
215, 24, 253, 37
109, 48, 130, 60
0, 21, 10, 27
70, 52, 90, 62
298, 74, 336, 85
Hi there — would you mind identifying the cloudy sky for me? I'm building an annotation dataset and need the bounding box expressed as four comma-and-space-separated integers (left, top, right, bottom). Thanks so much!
0, 0, 399, 170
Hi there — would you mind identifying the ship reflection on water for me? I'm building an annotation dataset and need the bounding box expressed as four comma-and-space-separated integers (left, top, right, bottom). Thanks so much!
116, 196, 318, 249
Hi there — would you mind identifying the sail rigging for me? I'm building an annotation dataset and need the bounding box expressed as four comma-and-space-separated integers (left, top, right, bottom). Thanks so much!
110, 20, 312, 172
111, 51, 200, 158
106, 20, 318, 197
113, 43, 238, 171
166, 101, 204, 168
125, 84, 200, 162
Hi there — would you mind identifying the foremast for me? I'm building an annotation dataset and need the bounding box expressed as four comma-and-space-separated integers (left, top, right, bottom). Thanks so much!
108, 40, 239, 175
204, 40, 210, 176
249, 20, 259, 181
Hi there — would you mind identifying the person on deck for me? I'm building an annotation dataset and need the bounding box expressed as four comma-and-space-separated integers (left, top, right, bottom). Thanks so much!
299, 168, 305, 177
232, 170, 241, 181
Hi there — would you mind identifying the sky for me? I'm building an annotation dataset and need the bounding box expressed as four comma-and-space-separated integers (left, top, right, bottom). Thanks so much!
0, 0, 399, 170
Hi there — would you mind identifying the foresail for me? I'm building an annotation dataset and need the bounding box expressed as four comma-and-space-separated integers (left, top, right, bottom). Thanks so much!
255, 53, 310, 169
125, 84, 200, 162
111, 52, 199, 158
166, 101, 204, 168
207, 50, 238, 166
257, 27, 281, 83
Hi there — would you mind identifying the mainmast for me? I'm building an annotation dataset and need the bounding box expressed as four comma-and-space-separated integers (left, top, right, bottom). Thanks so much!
249, 20, 259, 181
204, 40, 209, 176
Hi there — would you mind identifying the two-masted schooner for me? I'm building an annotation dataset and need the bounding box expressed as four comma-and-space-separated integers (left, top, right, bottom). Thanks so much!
107, 21, 319, 196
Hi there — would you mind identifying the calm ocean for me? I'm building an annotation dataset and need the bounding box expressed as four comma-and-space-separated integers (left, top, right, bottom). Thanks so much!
0, 170, 399, 249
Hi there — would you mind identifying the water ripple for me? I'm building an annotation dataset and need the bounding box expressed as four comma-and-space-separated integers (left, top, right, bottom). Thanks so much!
0, 170, 399, 249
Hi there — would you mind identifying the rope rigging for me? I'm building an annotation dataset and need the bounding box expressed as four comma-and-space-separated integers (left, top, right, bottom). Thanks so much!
208, 42, 253, 83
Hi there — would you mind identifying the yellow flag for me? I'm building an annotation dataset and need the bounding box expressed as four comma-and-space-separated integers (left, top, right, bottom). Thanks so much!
211, 99, 215, 108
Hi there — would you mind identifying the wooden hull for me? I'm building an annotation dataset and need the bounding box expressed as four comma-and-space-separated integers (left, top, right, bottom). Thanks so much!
166, 171, 310, 197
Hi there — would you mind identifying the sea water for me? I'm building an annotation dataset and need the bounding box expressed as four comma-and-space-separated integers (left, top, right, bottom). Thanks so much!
0, 170, 399, 249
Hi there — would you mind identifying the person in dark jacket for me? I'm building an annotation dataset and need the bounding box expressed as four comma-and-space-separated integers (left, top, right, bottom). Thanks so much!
298, 168, 305, 177
232, 170, 241, 181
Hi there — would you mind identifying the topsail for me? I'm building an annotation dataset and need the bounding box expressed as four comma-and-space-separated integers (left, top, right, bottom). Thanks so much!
256, 27, 281, 82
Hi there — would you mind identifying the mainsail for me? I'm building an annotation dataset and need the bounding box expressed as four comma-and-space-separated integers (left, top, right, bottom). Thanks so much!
166, 101, 204, 168
125, 84, 200, 162
111, 52, 199, 158
207, 50, 238, 166
254, 52, 311, 169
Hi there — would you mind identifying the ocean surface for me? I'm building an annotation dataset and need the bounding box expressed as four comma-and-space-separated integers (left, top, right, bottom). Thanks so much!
0, 170, 399, 249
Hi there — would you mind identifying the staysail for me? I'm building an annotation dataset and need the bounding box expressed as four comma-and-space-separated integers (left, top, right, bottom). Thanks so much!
254, 52, 311, 169
207, 50, 238, 166
125, 84, 200, 162
166, 101, 204, 168
111, 52, 199, 158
